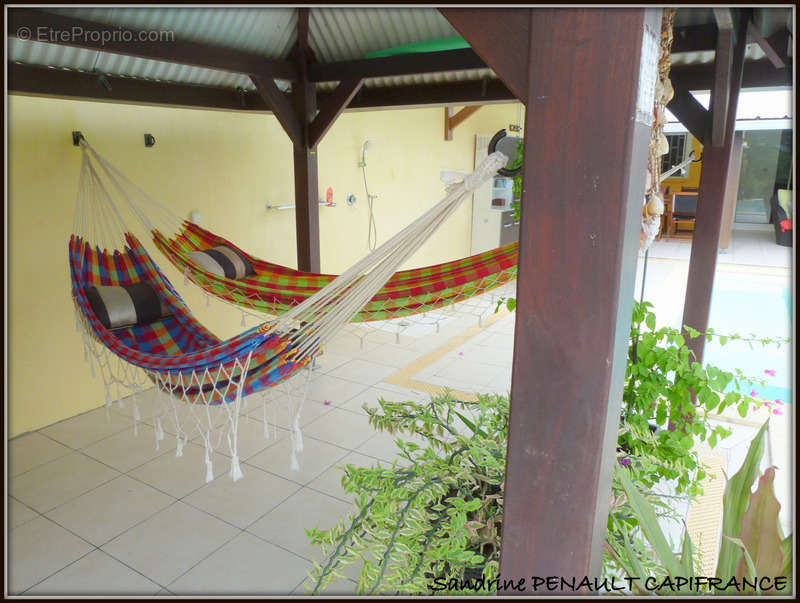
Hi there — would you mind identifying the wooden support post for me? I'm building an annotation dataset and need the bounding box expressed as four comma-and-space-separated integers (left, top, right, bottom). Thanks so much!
292, 7, 321, 273
682, 11, 748, 364
719, 131, 744, 251
442, 7, 659, 590
444, 105, 482, 140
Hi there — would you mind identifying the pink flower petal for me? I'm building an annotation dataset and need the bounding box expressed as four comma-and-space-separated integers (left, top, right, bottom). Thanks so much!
773, 409, 784, 415
775, 398, 784, 405
764, 369, 776, 377
458, 352, 464, 356
750, 390, 759, 397
323, 400, 333, 406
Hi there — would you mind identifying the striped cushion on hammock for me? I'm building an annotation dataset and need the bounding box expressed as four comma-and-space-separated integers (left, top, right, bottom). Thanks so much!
187, 245, 255, 280
85, 282, 172, 330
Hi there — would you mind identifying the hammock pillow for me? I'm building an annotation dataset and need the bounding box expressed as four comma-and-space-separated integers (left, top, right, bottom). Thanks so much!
186, 245, 255, 280
85, 282, 172, 330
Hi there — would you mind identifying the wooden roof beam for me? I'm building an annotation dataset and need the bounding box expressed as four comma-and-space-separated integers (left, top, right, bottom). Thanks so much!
667, 81, 710, 144
711, 14, 735, 146
7, 8, 298, 81
9, 62, 268, 110
309, 78, 363, 147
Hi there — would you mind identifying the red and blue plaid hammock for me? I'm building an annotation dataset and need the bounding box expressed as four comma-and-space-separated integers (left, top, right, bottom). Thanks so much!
70, 232, 313, 404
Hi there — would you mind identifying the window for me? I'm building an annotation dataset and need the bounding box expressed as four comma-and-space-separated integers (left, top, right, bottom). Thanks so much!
661, 133, 691, 178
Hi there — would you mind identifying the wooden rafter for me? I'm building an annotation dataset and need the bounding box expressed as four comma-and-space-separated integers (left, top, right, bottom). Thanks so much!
439, 9, 531, 103
309, 78, 364, 148
711, 10, 735, 147
9, 62, 268, 110
250, 75, 301, 146
8, 61, 517, 111
747, 22, 788, 69
667, 79, 710, 144
444, 105, 482, 140
670, 58, 791, 91
7, 8, 297, 80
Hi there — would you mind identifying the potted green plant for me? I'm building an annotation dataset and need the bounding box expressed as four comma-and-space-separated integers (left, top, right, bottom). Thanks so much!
305, 302, 786, 594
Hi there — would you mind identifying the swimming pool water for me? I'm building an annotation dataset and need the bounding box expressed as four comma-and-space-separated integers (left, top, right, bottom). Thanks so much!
703, 271, 792, 403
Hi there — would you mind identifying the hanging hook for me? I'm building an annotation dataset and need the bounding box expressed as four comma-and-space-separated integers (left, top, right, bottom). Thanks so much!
72, 131, 85, 146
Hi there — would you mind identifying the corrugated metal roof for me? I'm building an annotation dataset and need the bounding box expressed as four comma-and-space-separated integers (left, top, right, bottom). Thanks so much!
670, 43, 766, 67
8, 38, 258, 90
45, 7, 298, 59
9, 7, 789, 100
309, 8, 459, 63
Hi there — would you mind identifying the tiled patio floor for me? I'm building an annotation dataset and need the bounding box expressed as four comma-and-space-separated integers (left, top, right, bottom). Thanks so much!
7, 229, 792, 595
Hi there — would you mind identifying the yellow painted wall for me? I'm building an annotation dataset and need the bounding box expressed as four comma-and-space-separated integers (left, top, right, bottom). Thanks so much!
662, 135, 703, 193
8, 94, 522, 436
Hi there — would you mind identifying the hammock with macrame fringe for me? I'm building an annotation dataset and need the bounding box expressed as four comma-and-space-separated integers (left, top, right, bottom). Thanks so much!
152, 222, 518, 321
70, 139, 507, 482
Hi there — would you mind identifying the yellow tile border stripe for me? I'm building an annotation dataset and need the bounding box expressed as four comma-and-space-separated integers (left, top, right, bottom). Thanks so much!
384, 308, 512, 401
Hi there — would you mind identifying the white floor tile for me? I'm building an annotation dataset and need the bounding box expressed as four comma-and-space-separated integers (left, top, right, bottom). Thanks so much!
109, 389, 162, 423
301, 408, 376, 449
128, 442, 231, 499
168, 532, 310, 595
305, 374, 371, 404
262, 397, 335, 430
338, 386, 426, 415
360, 343, 425, 368
356, 430, 422, 466
333, 359, 399, 386
246, 435, 350, 486
248, 487, 355, 561
82, 424, 176, 473
8, 497, 39, 529
45, 475, 174, 546
184, 466, 300, 529
102, 501, 239, 587
8, 432, 72, 477
40, 407, 133, 450
308, 452, 386, 503
209, 416, 290, 461
8, 516, 93, 594
10, 452, 120, 513
294, 575, 359, 595
25, 549, 161, 595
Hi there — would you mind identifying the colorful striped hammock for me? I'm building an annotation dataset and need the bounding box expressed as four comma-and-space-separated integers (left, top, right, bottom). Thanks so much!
70, 140, 507, 480
70, 232, 310, 404
152, 222, 519, 321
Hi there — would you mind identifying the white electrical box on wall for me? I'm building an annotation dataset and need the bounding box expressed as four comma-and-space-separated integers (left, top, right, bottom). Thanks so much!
490, 177, 514, 210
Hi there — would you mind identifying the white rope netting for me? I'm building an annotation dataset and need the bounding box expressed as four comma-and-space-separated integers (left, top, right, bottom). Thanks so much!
72, 141, 509, 482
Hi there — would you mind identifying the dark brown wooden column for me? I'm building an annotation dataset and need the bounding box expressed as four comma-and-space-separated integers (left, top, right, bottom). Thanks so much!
681, 11, 747, 363
720, 131, 744, 251
291, 8, 321, 273
442, 7, 659, 590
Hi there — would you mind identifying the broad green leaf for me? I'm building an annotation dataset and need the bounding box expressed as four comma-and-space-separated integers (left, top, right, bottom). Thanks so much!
615, 464, 683, 579
716, 421, 769, 582
723, 536, 760, 594
780, 535, 792, 577
679, 521, 695, 580
735, 467, 784, 580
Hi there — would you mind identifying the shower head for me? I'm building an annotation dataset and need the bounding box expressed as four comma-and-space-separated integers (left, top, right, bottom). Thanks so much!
360, 140, 373, 166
